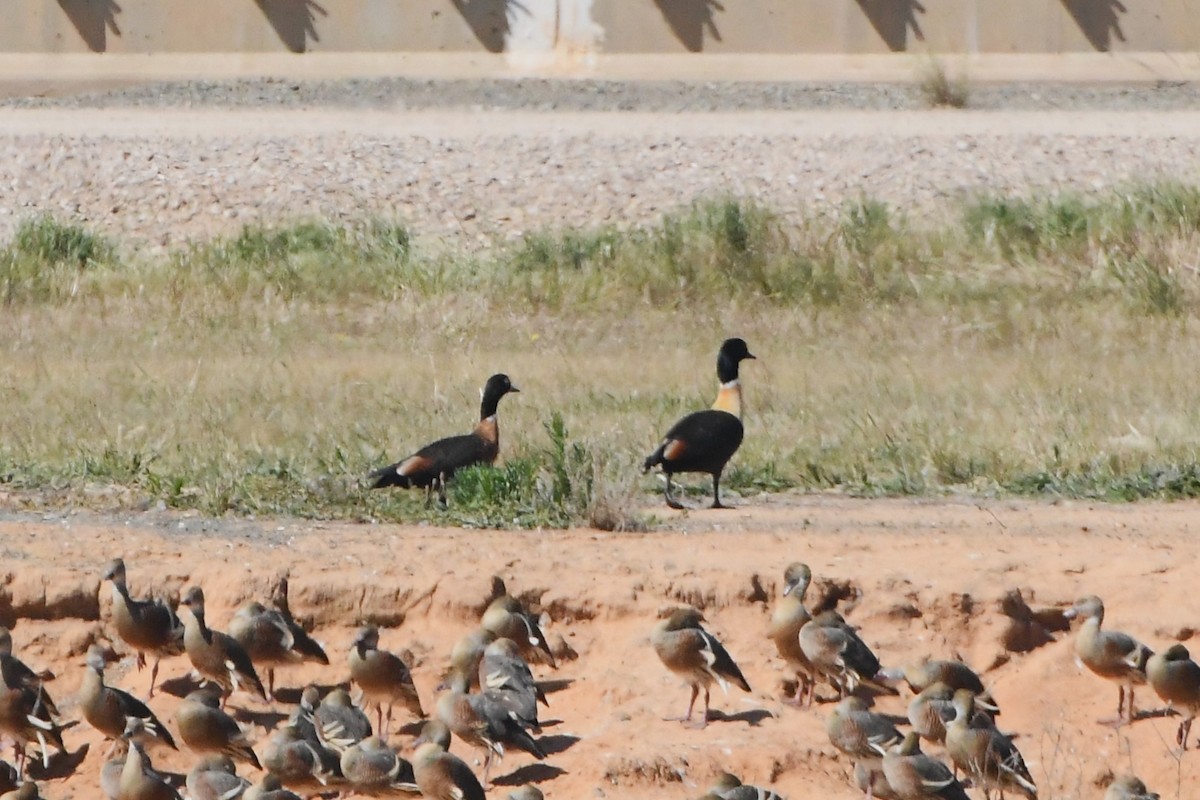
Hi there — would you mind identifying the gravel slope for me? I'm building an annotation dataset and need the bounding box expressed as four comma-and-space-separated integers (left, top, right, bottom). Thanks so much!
1, 79, 1199, 249
6, 77, 1200, 112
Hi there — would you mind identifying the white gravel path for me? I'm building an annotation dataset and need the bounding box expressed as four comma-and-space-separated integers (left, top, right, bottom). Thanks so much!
2, 107, 1198, 249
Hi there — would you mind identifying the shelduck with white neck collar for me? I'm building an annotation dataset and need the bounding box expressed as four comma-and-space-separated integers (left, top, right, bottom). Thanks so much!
369, 373, 519, 507
642, 338, 756, 510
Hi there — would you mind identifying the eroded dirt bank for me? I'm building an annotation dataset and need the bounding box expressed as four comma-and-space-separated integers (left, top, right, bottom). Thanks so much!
2, 495, 1198, 798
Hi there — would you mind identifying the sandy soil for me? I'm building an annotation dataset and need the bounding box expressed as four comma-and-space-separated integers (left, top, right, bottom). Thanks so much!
4, 495, 1198, 799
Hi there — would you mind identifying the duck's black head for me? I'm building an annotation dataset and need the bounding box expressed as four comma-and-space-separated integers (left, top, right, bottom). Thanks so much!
480, 373, 520, 418
716, 338, 755, 384
1164, 643, 1192, 662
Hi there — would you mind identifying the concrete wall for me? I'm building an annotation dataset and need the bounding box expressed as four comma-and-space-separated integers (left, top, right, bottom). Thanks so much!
2, 0, 1196, 55
594, 1, 1198, 54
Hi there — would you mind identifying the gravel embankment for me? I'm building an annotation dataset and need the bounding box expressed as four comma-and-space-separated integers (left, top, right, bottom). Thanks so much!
1, 79, 1199, 250
6, 77, 1200, 112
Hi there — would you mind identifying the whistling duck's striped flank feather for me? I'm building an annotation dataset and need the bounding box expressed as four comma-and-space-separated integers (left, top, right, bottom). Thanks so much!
699, 629, 752, 693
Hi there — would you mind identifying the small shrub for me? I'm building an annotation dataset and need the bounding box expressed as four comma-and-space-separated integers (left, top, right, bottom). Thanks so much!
918, 59, 969, 109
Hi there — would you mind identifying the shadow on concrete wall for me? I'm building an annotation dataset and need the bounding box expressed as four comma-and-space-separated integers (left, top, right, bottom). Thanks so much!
1060, 0, 1126, 51
57, 0, 122, 53
653, 0, 725, 53
254, 0, 327, 53
855, 0, 925, 52
451, 0, 529, 53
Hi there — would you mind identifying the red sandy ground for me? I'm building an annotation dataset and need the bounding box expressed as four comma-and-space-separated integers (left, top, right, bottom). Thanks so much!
1, 495, 1198, 799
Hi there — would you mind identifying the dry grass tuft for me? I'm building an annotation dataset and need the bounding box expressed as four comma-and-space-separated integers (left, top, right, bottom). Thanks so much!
918, 57, 970, 109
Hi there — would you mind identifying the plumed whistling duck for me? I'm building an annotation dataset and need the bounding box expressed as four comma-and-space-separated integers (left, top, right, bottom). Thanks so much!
1146, 643, 1200, 749
944, 689, 1037, 800
882, 732, 971, 800
767, 561, 816, 706
1105, 775, 1160, 800
651, 607, 751, 729
80, 645, 176, 750
100, 557, 185, 699
643, 338, 755, 509
186, 755, 250, 800
369, 373, 519, 506
826, 696, 904, 759
1064, 595, 1152, 725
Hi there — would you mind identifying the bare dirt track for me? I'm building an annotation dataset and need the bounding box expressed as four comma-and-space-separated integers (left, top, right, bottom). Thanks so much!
5, 496, 1199, 799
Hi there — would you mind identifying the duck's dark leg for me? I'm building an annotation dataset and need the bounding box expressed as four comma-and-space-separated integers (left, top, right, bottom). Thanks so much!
437, 474, 449, 508
664, 475, 685, 510
710, 473, 731, 509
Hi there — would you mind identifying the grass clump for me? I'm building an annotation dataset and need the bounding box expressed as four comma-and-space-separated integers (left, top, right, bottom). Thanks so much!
13, 215, 113, 265
170, 219, 415, 304
918, 58, 969, 108
1109, 252, 1185, 316
1005, 461, 1200, 502
1, 216, 116, 305
366, 414, 644, 530
501, 198, 795, 309
963, 195, 1091, 259
502, 197, 921, 310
